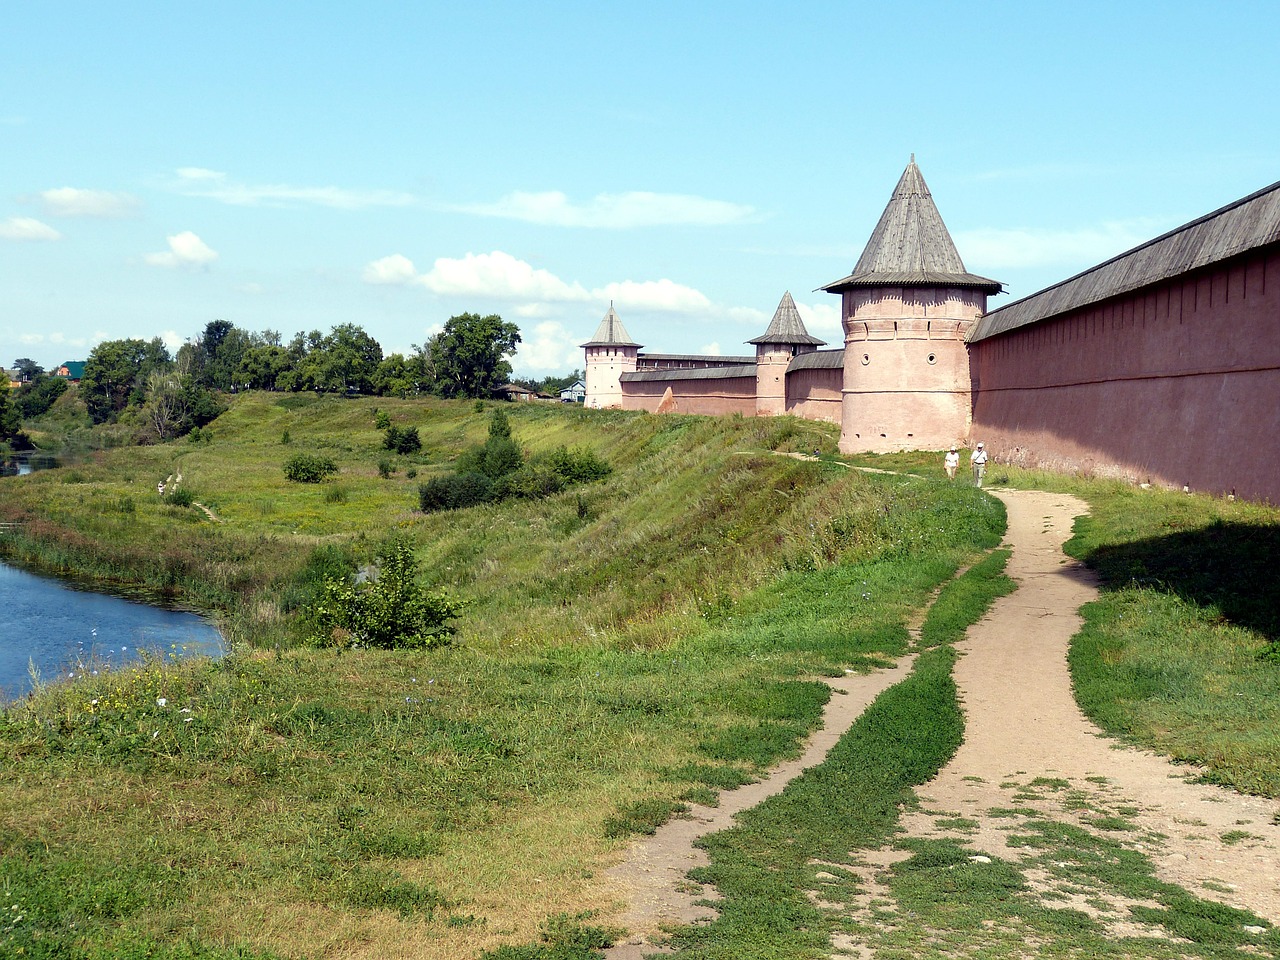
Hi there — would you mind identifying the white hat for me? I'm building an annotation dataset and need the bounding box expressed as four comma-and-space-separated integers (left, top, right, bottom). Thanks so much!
977, 441, 984, 447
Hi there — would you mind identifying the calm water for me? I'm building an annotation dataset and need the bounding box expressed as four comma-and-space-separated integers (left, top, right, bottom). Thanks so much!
0, 560, 224, 702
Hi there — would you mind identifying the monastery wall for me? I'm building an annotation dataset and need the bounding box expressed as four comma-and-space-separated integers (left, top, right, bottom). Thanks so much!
619, 370, 757, 416
969, 246, 1280, 502
784, 355, 843, 423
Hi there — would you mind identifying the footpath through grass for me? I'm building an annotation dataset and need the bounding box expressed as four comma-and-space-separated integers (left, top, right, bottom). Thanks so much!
0, 398, 1005, 960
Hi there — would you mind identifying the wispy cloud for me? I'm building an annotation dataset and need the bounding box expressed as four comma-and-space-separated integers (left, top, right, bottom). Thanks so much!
955, 219, 1166, 270
459, 189, 757, 228
144, 231, 219, 269
512, 321, 583, 373
35, 187, 140, 219
171, 167, 415, 210
0, 217, 61, 241
363, 250, 715, 315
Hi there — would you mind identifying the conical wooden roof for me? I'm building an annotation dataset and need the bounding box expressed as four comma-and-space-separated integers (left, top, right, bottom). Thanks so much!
748, 291, 826, 346
823, 157, 1002, 293
580, 305, 642, 348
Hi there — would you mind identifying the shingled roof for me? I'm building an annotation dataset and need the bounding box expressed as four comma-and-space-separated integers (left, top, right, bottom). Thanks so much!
580, 305, 643, 348
970, 177, 1280, 342
748, 291, 827, 346
823, 157, 1002, 294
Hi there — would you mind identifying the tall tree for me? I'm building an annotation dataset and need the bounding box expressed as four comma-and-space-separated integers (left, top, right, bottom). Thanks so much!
80, 337, 171, 424
11, 358, 42, 383
429, 313, 521, 399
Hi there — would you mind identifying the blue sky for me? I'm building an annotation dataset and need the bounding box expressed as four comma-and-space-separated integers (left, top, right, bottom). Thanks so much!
3, 1, 1278, 376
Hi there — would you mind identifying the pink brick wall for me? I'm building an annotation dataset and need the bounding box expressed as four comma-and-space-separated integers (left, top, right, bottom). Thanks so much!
970, 247, 1280, 502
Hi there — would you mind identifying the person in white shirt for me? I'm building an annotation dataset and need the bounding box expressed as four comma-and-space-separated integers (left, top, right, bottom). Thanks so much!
971, 441, 989, 487
944, 446, 959, 480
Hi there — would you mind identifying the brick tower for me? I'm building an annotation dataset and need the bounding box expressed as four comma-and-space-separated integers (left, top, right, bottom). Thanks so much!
823, 157, 1003, 453
581, 304, 641, 409
748, 291, 826, 417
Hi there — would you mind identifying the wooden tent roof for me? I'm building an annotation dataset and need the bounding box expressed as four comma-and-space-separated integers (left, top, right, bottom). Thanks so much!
580, 305, 642, 348
748, 291, 827, 346
970, 178, 1280, 341
823, 157, 1002, 294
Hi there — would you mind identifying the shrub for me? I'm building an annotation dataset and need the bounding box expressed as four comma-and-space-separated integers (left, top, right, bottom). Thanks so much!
544, 446, 612, 484
383, 425, 421, 454
280, 430, 291, 445
378, 458, 395, 479
308, 537, 463, 649
418, 471, 493, 512
494, 464, 565, 500
284, 453, 338, 483
374, 410, 391, 430
323, 485, 349, 504
163, 487, 195, 507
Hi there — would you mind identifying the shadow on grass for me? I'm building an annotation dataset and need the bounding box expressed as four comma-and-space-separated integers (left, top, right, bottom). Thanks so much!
1084, 520, 1280, 645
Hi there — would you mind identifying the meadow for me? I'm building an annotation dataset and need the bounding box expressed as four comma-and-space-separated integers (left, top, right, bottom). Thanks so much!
0, 396, 1277, 959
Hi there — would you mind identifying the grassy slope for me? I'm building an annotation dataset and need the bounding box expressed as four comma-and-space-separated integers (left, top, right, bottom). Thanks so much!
0, 397, 1005, 960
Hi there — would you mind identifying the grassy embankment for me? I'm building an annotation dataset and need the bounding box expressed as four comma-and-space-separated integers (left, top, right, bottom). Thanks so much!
849, 450, 1280, 802
0, 395, 1006, 959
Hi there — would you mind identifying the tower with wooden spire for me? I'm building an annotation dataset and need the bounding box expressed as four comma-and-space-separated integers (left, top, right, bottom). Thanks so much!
580, 304, 641, 409
822, 156, 1002, 453
747, 291, 826, 416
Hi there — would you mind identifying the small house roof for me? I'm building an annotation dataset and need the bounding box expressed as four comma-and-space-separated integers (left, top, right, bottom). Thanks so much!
55, 360, 86, 379
822, 157, 1002, 294
580, 305, 642, 348
748, 291, 827, 346
621, 363, 757, 382
785, 348, 845, 372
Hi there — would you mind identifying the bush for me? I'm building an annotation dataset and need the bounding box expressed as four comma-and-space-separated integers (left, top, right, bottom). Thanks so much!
163, 487, 195, 507
418, 471, 493, 512
374, 410, 391, 430
378, 458, 395, 479
284, 453, 338, 483
494, 464, 565, 500
307, 537, 463, 649
383, 425, 422, 454
543, 446, 612, 484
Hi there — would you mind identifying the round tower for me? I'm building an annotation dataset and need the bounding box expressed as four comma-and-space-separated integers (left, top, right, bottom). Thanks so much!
748, 291, 826, 417
581, 304, 641, 409
822, 157, 1003, 453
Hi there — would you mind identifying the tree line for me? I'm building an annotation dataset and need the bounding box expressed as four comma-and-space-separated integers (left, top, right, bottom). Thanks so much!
4, 313, 529, 444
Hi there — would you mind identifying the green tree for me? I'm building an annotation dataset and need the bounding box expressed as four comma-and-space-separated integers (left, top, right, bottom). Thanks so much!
11, 358, 42, 383
291, 324, 384, 393
80, 337, 171, 423
0, 379, 22, 444
14, 375, 68, 419
429, 313, 521, 399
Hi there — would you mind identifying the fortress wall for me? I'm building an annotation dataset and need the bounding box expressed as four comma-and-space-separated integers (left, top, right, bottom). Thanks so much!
970, 246, 1280, 502
620, 374, 758, 416
785, 365, 842, 423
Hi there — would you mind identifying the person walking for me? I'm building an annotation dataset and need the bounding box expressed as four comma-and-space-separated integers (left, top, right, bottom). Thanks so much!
971, 441, 989, 487
944, 446, 959, 480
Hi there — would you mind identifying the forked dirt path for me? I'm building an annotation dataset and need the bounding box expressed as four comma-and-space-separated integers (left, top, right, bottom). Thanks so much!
604, 487, 1280, 957
892, 489, 1280, 920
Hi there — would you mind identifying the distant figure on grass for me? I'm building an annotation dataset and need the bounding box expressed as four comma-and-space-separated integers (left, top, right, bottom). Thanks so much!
944, 446, 959, 480
971, 442, 988, 487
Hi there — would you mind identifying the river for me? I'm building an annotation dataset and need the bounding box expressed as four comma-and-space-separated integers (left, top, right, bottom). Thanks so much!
0, 560, 224, 703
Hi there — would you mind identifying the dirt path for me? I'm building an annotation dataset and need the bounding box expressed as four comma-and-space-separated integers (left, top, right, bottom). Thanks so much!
890, 488, 1280, 921
604, 487, 1280, 955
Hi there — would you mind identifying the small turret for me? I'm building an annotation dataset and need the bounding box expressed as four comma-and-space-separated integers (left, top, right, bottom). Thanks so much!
581, 305, 642, 409
748, 291, 825, 416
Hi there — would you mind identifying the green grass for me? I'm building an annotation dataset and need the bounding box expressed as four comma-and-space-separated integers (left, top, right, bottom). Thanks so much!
917, 546, 1015, 648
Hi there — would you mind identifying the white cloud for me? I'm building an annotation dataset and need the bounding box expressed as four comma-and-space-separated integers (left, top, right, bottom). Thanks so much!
512, 321, 582, 373
793, 299, 842, 337
171, 167, 414, 209
37, 187, 140, 219
597, 278, 711, 313
699, 342, 722, 355
0, 216, 61, 241
159, 330, 186, 353
461, 189, 756, 228
363, 253, 419, 285
144, 231, 219, 269
955, 220, 1165, 270
418, 251, 591, 302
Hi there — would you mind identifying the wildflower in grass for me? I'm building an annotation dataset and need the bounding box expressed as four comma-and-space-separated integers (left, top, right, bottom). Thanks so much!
156, 697, 167, 707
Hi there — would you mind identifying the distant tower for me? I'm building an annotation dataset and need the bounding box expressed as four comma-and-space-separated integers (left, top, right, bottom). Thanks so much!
748, 291, 826, 417
822, 157, 1003, 453
581, 305, 641, 409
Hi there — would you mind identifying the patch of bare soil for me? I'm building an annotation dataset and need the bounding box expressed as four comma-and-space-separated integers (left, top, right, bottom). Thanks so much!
603, 487, 1280, 957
